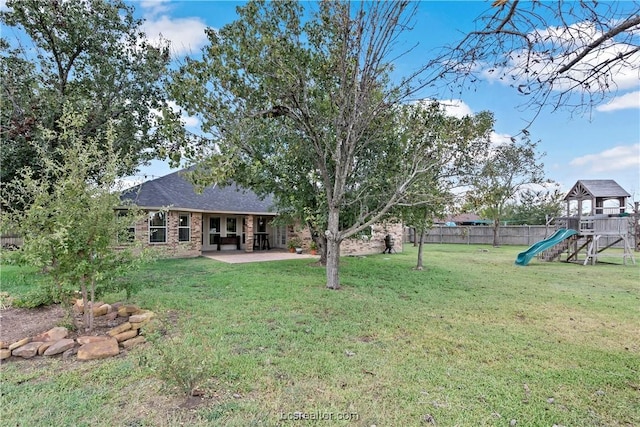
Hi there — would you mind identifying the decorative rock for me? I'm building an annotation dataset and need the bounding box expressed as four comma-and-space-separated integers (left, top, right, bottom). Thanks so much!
103, 304, 114, 314
129, 312, 154, 323
92, 304, 108, 317
73, 299, 85, 314
130, 319, 149, 330
77, 335, 111, 345
105, 311, 118, 321
8, 337, 31, 351
38, 342, 54, 355
107, 322, 131, 337
77, 338, 119, 361
43, 339, 76, 356
33, 326, 68, 342
113, 330, 138, 343
117, 306, 129, 318
0, 349, 11, 360
120, 336, 146, 349
12, 341, 44, 358
119, 304, 140, 315
62, 347, 78, 360
1, 341, 9, 349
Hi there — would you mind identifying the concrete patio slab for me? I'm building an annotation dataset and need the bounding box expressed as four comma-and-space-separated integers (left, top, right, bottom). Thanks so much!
202, 250, 319, 264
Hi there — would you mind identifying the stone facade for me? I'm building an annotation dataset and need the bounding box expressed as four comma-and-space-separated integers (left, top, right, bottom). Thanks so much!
284, 220, 404, 256
245, 214, 254, 253
340, 221, 404, 255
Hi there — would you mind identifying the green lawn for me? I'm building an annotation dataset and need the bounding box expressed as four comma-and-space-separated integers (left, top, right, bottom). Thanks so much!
1, 244, 638, 426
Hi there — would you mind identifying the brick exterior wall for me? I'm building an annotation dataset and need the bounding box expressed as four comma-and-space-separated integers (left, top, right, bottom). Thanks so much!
133, 210, 401, 258
134, 210, 202, 258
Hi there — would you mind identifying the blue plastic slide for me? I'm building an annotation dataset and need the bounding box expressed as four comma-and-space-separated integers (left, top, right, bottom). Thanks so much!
515, 228, 578, 266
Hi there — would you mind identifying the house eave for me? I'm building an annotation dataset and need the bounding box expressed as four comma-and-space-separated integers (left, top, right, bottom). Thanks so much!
115, 205, 277, 216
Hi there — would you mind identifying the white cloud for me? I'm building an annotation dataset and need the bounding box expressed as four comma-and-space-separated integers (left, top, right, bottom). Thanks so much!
479, 20, 640, 94
490, 132, 513, 146
141, 15, 208, 57
139, 0, 172, 17
167, 101, 200, 128
569, 144, 640, 173
596, 91, 640, 112
439, 99, 473, 118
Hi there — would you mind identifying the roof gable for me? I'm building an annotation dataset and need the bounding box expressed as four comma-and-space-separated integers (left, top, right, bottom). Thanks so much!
121, 169, 276, 214
564, 180, 631, 200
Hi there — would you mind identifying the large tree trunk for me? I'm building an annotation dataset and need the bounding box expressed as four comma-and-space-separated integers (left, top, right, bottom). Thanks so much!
416, 228, 426, 270
317, 236, 328, 266
326, 237, 341, 289
492, 219, 500, 247
325, 207, 341, 289
307, 222, 327, 266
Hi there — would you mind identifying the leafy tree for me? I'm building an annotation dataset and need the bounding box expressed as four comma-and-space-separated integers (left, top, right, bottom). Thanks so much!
170, 1, 494, 289
0, 0, 182, 211
441, 0, 640, 115
395, 102, 493, 270
505, 185, 564, 225
465, 138, 547, 246
1, 107, 146, 332
399, 182, 453, 271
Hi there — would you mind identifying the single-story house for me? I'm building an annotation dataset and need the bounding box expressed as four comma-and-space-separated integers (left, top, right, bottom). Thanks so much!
120, 168, 282, 257
120, 168, 403, 257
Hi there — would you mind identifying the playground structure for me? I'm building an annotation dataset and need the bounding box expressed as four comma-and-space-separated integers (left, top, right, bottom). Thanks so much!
516, 180, 637, 266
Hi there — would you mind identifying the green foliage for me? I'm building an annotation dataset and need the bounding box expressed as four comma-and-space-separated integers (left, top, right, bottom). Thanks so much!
0, 0, 183, 212
287, 237, 303, 249
505, 186, 565, 225
12, 286, 57, 309
2, 106, 147, 330
147, 328, 220, 397
466, 137, 548, 245
169, 1, 495, 288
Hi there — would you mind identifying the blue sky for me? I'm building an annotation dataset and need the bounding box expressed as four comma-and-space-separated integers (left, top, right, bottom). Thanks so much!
128, 0, 639, 201
8, 0, 639, 201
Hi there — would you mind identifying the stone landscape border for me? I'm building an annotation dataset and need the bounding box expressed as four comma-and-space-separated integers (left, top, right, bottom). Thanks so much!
0, 301, 154, 362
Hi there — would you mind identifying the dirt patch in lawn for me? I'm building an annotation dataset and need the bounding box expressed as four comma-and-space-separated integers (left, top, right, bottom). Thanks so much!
0, 304, 130, 345
0, 304, 69, 344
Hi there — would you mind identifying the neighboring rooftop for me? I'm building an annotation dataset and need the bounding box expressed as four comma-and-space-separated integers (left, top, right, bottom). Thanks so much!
120, 168, 275, 214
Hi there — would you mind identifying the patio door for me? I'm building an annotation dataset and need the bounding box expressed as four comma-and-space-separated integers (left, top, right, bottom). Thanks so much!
273, 225, 287, 249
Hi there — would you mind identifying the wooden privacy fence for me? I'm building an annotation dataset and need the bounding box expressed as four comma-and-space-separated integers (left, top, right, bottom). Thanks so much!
408, 225, 628, 248
1, 234, 23, 248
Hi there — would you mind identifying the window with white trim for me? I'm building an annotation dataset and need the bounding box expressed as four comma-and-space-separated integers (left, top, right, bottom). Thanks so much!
209, 217, 220, 245
149, 211, 167, 243
226, 217, 237, 237
178, 213, 190, 242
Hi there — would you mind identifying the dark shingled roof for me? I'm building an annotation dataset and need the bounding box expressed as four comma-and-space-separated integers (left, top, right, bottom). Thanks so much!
120, 169, 276, 214
564, 179, 631, 200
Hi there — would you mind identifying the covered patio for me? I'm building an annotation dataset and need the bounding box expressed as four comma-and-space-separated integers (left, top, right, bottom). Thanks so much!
201, 249, 318, 264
